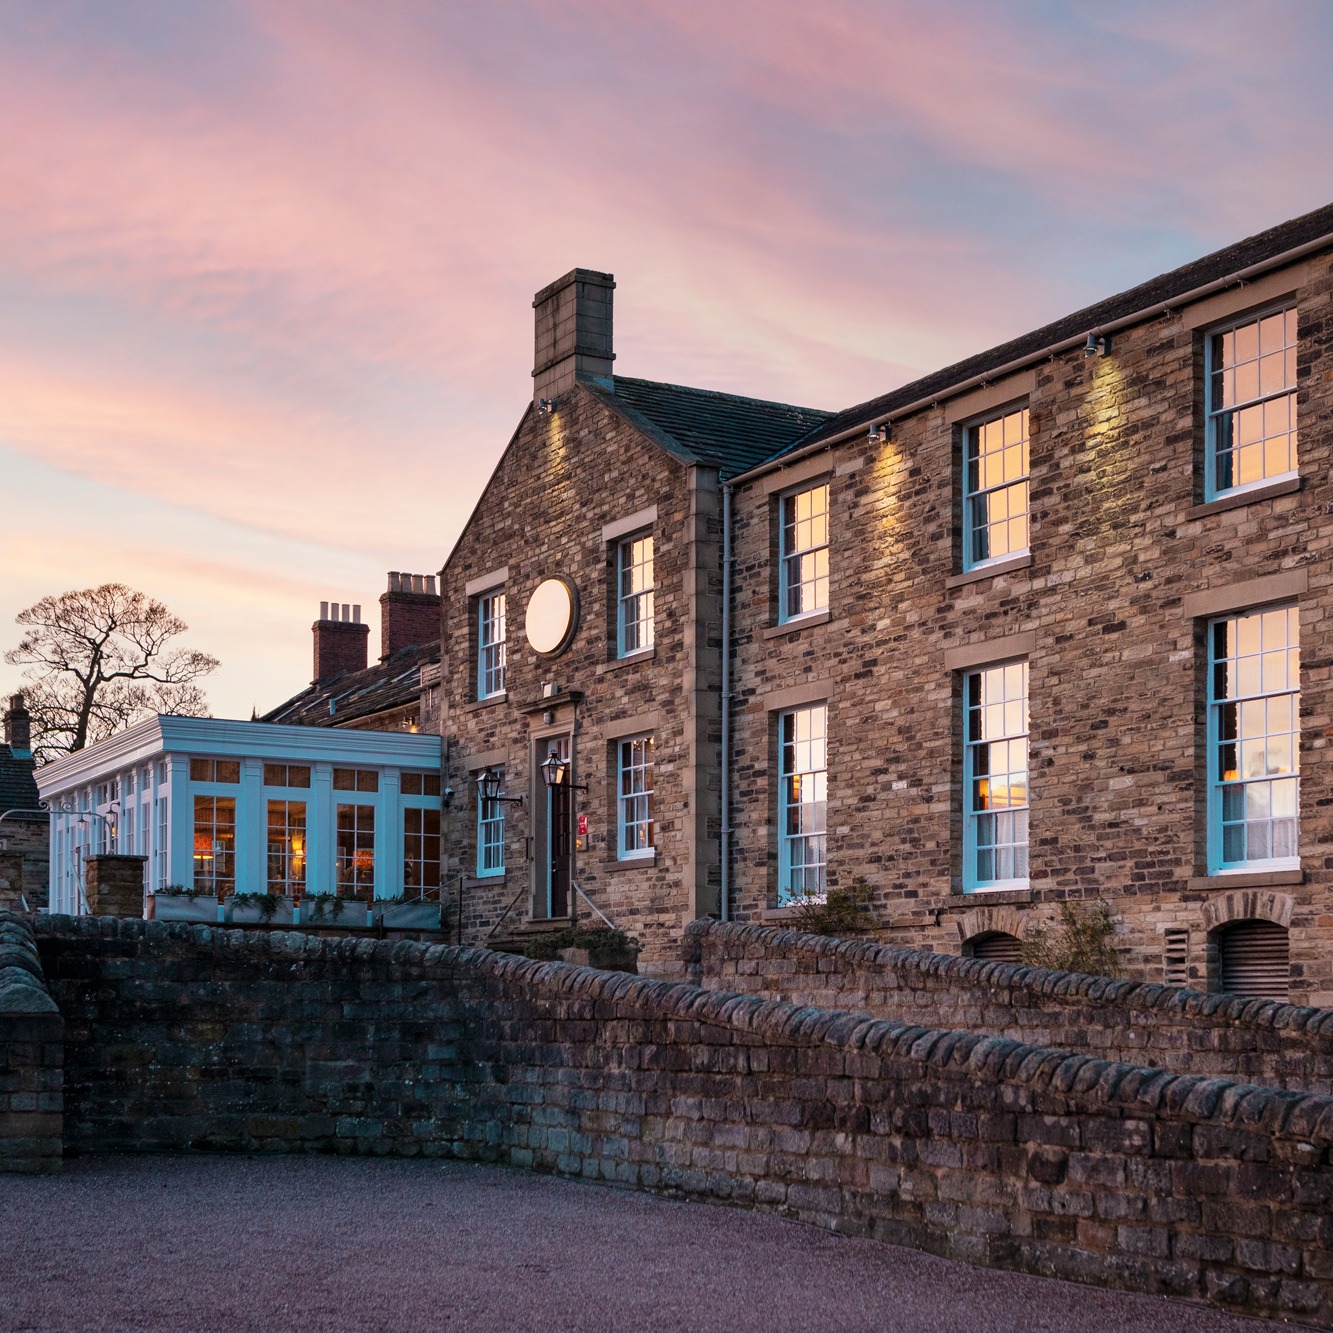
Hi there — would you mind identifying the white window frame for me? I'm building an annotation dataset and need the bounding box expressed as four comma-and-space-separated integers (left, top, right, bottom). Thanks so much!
616, 736, 655, 860
777, 703, 827, 901
779, 483, 830, 623
476, 772, 505, 878
616, 533, 655, 656
477, 591, 507, 699
962, 404, 1030, 571
1204, 304, 1298, 501
962, 660, 1030, 893
1207, 604, 1300, 874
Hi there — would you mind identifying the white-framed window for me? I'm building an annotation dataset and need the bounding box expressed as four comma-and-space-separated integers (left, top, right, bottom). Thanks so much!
336, 804, 375, 895
780, 483, 830, 621
404, 807, 442, 892
617, 533, 655, 655
617, 736, 655, 859
477, 592, 507, 699
963, 405, 1029, 570
1208, 604, 1300, 872
266, 800, 307, 894
155, 795, 169, 889
963, 660, 1029, 891
778, 704, 827, 901
193, 794, 236, 896
476, 773, 505, 877
1205, 306, 1297, 499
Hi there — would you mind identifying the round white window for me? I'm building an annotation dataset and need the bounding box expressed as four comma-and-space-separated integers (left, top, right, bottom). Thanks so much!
525, 577, 578, 656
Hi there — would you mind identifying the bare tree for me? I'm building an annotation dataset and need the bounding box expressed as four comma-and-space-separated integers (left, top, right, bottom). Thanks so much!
5, 584, 220, 762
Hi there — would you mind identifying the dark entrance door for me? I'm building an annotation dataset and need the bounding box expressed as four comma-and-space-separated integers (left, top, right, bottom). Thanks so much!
549, 779, 571, 919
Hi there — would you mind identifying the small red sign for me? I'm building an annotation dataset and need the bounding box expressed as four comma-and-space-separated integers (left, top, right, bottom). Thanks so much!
577, 814, 589, 836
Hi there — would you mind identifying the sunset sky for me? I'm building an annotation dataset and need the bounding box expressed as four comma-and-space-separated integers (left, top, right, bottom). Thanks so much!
2, 0, 1331, 722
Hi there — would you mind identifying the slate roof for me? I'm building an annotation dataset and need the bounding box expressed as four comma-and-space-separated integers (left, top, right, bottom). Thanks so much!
260, 640, 439, 730
598, 377, 834, 479
787, 200, 1333, 456
0, 745, 40, 816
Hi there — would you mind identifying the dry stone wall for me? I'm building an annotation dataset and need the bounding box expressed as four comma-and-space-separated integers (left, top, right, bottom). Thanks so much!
687, 920, 1333, 1095
0, 910, 63, 1173
29, 913, 1333, 1326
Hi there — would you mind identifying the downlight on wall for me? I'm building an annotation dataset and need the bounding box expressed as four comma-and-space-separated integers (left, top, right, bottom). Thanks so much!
1084, 332, 1112, 358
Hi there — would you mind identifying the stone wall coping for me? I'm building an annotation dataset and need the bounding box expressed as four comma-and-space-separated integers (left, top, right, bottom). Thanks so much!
34, 912, 1333, 1147
0, 910, 58, 1015
682, 918, 1333, 1046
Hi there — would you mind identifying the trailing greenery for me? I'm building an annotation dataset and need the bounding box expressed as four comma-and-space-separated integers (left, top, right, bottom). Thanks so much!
785, 880, 879, 937
157, 884, 209, 900
1021, 899, 1122, 978
523, 927, 640, 962
229, 892, 284, 923
306, 893, 347, 921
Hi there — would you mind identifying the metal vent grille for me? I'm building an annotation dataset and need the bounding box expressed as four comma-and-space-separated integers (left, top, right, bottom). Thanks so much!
1219, 920, 1290, 1002
1163, 928, 1190, 987
970, 932, 1023, 964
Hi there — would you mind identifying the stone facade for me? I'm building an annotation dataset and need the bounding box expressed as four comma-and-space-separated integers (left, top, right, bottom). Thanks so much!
725, 234, 1333, 1004
30, 913, 1333, 1325
84, 855, 146, 918
439, 388, 721, 968
0, 818, 47, 912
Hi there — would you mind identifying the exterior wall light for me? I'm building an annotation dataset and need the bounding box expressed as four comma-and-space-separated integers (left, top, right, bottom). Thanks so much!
868, 423, 889, 444
537, 398, 557, 415
476, 768, 522, 804
1084, 332, 1112, 358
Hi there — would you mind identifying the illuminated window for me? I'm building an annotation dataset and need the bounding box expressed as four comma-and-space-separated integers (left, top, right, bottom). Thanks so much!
266, 800, 307, 894
478, 592, 507, 699
336, 804, 375, 895
333, 767, 378, 792
263, 763, 311, 789
1209, 605, 1299, 871
401, 771, 442, 797
476, 774, 505, 877
963, 661, 1029, 890
189, 758, 240, 783
780, 484, 829, 621
778, 704, 827, 901
1206, 307, 1297, 499
963, 406, 1029, 570
193, 795, 236, 895
617, 534, 655, 655
404, 807, 441, 891
617, 737, 655, 859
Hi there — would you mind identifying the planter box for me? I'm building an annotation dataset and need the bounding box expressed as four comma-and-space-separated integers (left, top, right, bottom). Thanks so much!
152, 895, 222, 923
223, 897, 295, 926
559, 946, 638, 974
300, 899, 372, 928
375, 901, 442, 930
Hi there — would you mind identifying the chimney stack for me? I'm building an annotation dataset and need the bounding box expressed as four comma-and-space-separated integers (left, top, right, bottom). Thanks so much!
380, 572, 442, 659
532, 268, 615, 405
3, 693, 31, 757
312, 602, 368, 684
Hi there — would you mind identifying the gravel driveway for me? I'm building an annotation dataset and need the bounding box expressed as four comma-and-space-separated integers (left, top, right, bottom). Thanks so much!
0, 1155, 1286, 1332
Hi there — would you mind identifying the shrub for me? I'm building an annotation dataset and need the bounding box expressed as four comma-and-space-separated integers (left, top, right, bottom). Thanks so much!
524, 927, 639, 963
785, 880, 879, 937
1021, 899, 1121, 977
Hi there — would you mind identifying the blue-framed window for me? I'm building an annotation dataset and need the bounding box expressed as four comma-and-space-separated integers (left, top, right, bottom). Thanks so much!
962, 660, 1029, 891
477, 773, 505, 877
780, 484, 829, 621
617, 534, 655, 656
963, 406, 1029, 570
617, 737, 655, 859
1205, 306, 1298, 500
477, 591, 506, 699
1208, 605, 1300, 872
778, 703, 827, 901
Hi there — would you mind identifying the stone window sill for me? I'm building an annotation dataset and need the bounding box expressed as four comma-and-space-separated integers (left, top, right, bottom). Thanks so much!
462, 693, 507, 713
1184, 475, 1301, 521
942, 888, 1034, 906
603, 853, 657, 872
945, 553, 1032, 591
762, 610, 831, 640
761, 907, 802, 922
596, 647, 656, 674
464, 875, 506, 889
1186, 868, 1305, 892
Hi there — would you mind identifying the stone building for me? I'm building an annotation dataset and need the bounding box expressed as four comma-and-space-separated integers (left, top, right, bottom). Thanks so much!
437, 269, 830, 966
438, 203, 1333, 1002
0, 695, 46, 910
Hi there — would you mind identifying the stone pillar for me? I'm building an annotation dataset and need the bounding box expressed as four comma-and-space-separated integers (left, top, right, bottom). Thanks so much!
84, 855, 147, 918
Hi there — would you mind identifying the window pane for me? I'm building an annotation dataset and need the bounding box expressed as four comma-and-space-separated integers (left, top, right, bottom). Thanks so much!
778, 704, 827, 902
193, 795, 236, 895
266, 800, 306, 894
781, 484, 830, 620
964, 407, 1029, 570
965, 661, 1029, 889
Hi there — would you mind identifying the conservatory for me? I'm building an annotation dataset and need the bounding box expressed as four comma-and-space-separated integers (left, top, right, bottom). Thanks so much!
37, 715, 443, 920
